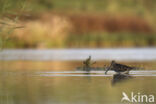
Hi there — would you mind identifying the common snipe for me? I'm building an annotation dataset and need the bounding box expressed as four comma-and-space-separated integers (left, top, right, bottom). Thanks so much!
105, 60, 134, 74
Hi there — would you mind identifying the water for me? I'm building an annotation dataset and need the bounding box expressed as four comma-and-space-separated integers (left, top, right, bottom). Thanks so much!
0, 69, 156, 104
0, 49, 156, 104
0, 48, 156, 61
37, 70, 156, 77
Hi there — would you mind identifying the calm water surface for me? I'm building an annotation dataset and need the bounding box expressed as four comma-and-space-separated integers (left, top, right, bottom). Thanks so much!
0, 61, 156, 104
0, 49, 156, 104
0, 48, 156, 61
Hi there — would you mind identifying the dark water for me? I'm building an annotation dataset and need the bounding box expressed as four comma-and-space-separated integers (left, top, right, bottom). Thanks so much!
0, 61, 156, 104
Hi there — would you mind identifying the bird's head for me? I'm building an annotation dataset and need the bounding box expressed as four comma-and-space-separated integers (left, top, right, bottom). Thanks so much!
111, 60, 115, 65
105, 60, 116, 74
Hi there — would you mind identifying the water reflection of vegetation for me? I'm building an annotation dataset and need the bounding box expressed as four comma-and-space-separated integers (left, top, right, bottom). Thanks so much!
0, 61, 156, 71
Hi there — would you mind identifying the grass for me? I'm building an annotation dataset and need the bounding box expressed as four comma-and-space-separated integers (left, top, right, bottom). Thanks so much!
1, 0, 156, 21
0, 0, 156, 48
68, 14, 153, 33
66, 32, 156, 48
4, 32, 156, 48
0, 0, 26, 49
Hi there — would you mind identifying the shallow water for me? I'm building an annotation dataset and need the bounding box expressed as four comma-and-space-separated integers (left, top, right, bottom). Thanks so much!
0, 61, 156, 104
0, 48, 156, 104
0, 71, 156, 104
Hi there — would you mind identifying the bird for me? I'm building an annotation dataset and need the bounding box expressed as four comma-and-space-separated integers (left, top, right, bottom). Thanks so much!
83, 56, 96, 71
83, 56, 91, 67
105, 60, 134, 74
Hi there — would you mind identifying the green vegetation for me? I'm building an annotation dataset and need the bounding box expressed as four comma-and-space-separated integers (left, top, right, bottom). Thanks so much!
1, 0, 156, 13
0, 0, 156, 48
1, 0, 156, 25
66, 32, 156, 48
3, 32, 156, 48
0, 0, 26, 49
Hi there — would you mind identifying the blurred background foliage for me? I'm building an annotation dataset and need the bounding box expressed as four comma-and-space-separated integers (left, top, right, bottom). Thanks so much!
0, 0, 156, 48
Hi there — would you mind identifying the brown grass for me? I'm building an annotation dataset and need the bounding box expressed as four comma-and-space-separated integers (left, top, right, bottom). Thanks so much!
3, 12, 155, 48
7, 12, 152, 33
68, 14, 153, 33
11, 14, 72, 48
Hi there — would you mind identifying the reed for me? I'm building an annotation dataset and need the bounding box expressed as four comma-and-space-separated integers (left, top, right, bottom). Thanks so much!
0, 0, 26, 49
3, 32, 156, 48
0, 0, 156, 48
65, 32, 156, 48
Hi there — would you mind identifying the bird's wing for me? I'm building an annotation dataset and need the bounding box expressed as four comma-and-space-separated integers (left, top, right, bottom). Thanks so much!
117, 63, 132, 69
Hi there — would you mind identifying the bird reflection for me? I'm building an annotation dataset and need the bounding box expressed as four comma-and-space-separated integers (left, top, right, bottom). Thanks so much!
111, 73, 132, 86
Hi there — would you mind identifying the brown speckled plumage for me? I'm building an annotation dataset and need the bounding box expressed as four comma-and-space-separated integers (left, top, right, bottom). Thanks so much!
105, 60, 134, 74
